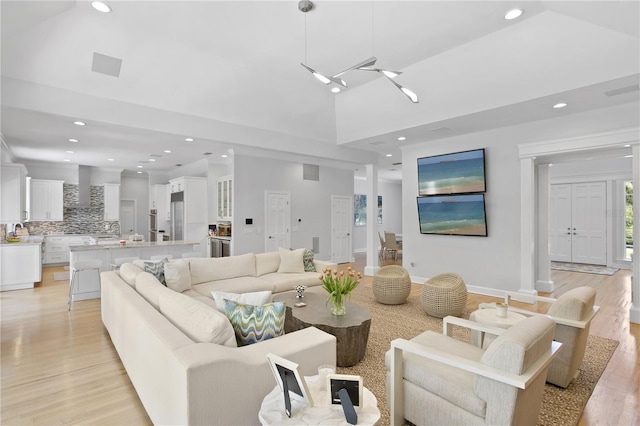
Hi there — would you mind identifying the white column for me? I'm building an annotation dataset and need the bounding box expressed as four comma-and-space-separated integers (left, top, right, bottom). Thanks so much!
364, 164, 379, 276
536, 164, 554, 292
630, 144, 640, 324
520, 157, 537, 295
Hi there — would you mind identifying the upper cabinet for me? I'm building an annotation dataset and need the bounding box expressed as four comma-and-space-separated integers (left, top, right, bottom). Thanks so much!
30, 179, 64, 222
217, 176, 232, 220
0, 163, 28, 224
169, 176, 208, 241
170, 177, 185, 193
151, 184, 169, 221
103, 184, 120, 221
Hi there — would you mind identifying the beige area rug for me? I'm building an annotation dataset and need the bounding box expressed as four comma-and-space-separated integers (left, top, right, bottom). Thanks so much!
336, 282, 618, 426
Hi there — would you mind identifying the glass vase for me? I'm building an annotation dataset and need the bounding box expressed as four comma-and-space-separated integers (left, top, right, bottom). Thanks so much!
329, 295, 346, 316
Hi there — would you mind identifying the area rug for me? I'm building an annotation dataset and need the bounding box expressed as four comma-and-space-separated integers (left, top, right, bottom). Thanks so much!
52, 271, 70, 281
337, 282, 618, 426
551, 261, 619, 276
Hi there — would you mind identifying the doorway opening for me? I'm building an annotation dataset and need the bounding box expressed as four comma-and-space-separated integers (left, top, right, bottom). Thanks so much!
625, 181, 634, 261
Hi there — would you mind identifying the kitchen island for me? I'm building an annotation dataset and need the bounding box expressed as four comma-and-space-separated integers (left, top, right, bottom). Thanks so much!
69, 240, 202, 301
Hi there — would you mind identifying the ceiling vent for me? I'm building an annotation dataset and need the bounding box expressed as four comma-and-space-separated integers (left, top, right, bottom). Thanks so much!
605, 85, 639, 97
92, 52, 122, 78
303, 164, 320, 181
392, 162, 402, 166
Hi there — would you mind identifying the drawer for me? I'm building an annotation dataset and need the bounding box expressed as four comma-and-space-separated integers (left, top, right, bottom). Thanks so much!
44, 252, 68, 264
45, 243, 67, 253
46, 237, 66, 243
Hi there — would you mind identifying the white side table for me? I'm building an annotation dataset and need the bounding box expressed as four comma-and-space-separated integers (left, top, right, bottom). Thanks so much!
258, 375, 381, 425
470, 307, 527, 348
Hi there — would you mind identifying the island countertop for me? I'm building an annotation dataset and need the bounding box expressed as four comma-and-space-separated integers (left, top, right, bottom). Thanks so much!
69, 240, 201, 252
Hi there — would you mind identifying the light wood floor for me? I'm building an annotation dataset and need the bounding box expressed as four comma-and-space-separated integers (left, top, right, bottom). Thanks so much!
1, 257, 638, 425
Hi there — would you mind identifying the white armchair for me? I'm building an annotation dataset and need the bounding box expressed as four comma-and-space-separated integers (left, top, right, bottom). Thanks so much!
503, 286, 598, 388
387, 315, 561, 426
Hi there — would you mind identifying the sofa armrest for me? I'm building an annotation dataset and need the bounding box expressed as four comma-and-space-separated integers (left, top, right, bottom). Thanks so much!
313, 259, 337, 272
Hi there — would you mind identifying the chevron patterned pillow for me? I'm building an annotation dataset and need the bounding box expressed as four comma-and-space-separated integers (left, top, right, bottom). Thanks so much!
224, 300, 285, 346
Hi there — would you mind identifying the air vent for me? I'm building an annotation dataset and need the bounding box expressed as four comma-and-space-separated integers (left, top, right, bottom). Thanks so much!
369, 141, 385, 145
303, 164, 320, 181
605, 85, 639, 97
202, 152, 212, 156
149, 154, 163, 158
92, 52, 122, 78
392, 162, 402, 166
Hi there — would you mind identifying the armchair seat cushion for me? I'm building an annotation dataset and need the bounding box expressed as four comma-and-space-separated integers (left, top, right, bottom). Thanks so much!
386, 331, 487, 417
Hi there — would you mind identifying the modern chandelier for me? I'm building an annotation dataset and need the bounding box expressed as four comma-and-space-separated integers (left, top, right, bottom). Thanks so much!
298, 0, 419, 103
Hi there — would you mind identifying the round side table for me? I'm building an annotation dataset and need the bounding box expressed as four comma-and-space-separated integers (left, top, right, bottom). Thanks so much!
469, 308, 527, 348
258, 375, 381, 425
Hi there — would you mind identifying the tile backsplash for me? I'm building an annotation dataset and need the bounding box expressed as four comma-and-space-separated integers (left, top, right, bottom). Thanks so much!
24, 184, 120, 236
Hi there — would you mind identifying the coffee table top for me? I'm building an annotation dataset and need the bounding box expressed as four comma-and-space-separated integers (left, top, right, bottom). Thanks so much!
273, 290, 371, 328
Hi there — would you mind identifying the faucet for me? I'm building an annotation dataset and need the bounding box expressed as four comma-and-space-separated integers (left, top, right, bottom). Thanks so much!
12, 223, 23, 237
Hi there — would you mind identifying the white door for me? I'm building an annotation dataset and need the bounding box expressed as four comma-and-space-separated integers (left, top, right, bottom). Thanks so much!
331, 195, 352, 264
119, 200, 135, 238
549, 184, 572, 262
265, 191, 290, 252
550, 182, 606, 265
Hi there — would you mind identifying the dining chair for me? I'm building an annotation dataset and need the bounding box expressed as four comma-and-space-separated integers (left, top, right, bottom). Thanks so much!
378, 232, 387, 260
384, 232, 402, 261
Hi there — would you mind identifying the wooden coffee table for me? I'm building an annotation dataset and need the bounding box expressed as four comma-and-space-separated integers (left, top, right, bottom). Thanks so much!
273, 288, 371, 367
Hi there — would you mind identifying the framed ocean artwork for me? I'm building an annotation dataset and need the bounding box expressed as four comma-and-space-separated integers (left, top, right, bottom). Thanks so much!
417, 148, 486, 196
417, 194, 488, 237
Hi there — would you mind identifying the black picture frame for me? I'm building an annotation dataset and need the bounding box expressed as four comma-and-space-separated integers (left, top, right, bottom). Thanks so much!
327, 374, 363, 407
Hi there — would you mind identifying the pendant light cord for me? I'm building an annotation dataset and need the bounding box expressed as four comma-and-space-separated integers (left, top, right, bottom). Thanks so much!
304, 13, 308, 64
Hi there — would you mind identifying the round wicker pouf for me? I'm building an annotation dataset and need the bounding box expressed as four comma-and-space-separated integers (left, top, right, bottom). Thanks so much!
372, 265, 411, 305
421, 273, 467, 318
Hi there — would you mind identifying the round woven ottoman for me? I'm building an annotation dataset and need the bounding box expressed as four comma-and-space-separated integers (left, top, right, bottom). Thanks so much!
421, 273, 467, 318
372, 265, 411, 305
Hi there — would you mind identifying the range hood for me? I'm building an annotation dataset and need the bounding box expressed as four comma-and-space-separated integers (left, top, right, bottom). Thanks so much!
69, 165, 94, 208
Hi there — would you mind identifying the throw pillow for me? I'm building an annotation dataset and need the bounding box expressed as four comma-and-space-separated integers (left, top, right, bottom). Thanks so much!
277, 247, 305, 273
142, 260, 167, 285
211, 290, 273, 313
303, 249, 315, 272
224, 300, 285, 346
163, 259, 191, 293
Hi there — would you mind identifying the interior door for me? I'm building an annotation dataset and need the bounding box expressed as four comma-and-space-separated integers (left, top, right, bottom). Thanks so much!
265, 191, 290, 252
331, 195, 352, 264
550, 182, 606, 265
119, 200, 135, 238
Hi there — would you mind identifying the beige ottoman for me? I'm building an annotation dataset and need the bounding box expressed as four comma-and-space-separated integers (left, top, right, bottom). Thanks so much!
373, 265, 411, 305
421, 273, 467, 318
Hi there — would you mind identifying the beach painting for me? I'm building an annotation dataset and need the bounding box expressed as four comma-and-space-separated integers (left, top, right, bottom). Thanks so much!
418, 148, 485, 196
417, 194, 488, 236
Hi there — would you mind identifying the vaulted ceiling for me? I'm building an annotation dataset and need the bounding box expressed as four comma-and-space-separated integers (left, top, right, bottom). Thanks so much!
2, 1, 638, 180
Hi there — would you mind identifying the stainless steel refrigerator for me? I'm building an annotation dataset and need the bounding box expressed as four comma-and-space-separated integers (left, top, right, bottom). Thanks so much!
170, 191, 184, 241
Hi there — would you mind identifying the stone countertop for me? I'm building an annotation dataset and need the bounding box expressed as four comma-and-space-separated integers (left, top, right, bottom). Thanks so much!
0, 241, 43, 246
209, 236, 231, 241
69, 240, 201, 252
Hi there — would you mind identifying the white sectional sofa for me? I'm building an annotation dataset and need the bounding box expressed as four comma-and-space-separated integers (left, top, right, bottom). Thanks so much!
101, 249, 338, 425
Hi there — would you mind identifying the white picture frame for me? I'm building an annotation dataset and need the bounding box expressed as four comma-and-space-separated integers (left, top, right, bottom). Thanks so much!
266, 353, 314, 408
327, 373, 363, 407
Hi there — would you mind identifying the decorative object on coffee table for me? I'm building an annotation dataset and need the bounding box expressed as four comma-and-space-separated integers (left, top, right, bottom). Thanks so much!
319, 267, 362, 316
372, 265, 411, 305
294, 285, 306, 298
420, 272, 467, 318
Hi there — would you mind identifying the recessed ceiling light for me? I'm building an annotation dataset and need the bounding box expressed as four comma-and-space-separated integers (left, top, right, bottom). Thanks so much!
331, 87, 341, 93
137, 171, 142, 174
625, 155, 633, 158
221, 154, 228, 158
91, 1, 111, 13
185, 138, 194, 142
68, 138, 78, 143
137, 165, 143, 168
385, 154, 393, 157
149, 158, 156, 162
66, 150, 74, 154
64, 159, 71, 162
397, 136, 406, 141
624, 144, 631, 147
504, 9, 523, 20
164, 150, 172, 153
107, 158, 114, 161
553, 102, 568, 109
73, 121, 86, 126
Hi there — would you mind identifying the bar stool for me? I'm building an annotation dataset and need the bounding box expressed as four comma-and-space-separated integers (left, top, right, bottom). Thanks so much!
68, 259, 102, 311
110, 256, 139, 271
150, 254, 172, 261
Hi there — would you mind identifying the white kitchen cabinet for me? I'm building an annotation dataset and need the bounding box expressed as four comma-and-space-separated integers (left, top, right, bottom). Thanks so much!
217, 176, 232, 220
169, 177, 185, 193
165, 184, 171, 220
171, 176, 207, 241
151, 184, 168, 220
0, 243, 42, 291
0, 163, 28, 223
30, 179, 64, 221
103, 184, 120, 221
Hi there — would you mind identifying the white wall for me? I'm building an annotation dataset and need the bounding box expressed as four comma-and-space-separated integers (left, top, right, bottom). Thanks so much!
121, 175, 150, 237
401, 102, 639, 294
353, 178, 402, 252
233, 154, 354, 260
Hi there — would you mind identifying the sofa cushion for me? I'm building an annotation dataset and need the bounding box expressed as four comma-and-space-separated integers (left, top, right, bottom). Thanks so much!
159, 290, 237, 347
164, 259, 191, 293
191, 277, 274, 296
277, 247, 305, 273
135, 271, 174, 310
189, 253, 257, 285
119, 262, 144, 287
224, 300, 285, 346
212, 290, 273, 313
303, 249, 315, 272
255, 251, 281, 276
259, 272, 324, 293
